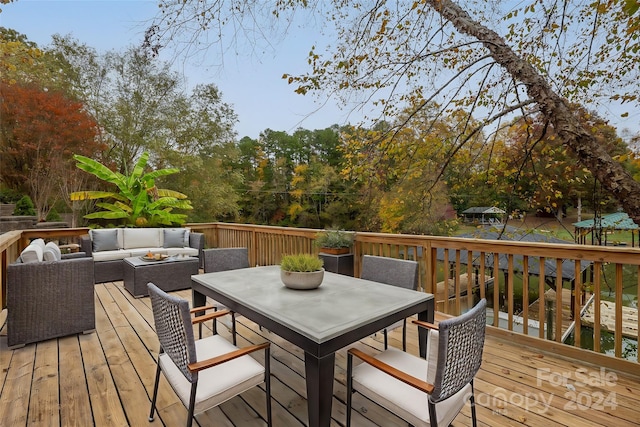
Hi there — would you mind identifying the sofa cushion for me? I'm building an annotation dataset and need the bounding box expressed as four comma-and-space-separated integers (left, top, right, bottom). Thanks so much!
123, 228, 161, 249
20, 243, 43, 263
43, 241, 62, 261
92, 249, 133, 262
90, 229, 120, 252
165, 247, 199, 257
163, 228, 187, 248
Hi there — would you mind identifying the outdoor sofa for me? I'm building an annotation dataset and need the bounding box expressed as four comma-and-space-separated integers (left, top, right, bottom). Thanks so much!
8, 239, 95, 348
80, 227, 204, 283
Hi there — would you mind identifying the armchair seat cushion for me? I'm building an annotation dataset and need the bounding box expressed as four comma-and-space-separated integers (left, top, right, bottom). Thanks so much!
352, 347, 470, 427
159, 334, 265, 415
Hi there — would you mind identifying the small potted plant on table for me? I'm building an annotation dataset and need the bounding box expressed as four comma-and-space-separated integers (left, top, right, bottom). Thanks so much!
314, 230, 354, 255
280, 253, 325, 290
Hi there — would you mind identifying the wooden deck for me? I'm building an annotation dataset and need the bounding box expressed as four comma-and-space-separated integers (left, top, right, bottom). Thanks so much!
1, 281, 639, 427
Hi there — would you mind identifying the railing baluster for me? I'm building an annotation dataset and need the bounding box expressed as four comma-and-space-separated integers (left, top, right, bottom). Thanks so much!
539, 257, 546, 340
522, 256, 529, 335
555, 259, 563, 342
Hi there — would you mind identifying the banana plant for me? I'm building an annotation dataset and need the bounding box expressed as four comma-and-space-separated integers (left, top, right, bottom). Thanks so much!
70, 152, 192, 226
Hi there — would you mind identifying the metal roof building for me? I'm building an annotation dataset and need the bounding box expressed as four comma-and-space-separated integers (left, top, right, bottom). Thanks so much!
573, 212, 639, 247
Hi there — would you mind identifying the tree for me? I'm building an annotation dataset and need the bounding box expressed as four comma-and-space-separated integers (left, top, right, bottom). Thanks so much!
147, 1, 640, 223
496, 108, 633, 219
70, 152, 193, 227
0, 82, 101, 220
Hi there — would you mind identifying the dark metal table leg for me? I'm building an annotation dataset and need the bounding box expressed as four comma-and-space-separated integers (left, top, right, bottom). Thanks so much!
418, 299, 435, 358
304, 352, 335, 427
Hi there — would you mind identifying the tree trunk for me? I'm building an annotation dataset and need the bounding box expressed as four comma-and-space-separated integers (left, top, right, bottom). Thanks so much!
577, 196, 582, 222
428, 0, 640, 224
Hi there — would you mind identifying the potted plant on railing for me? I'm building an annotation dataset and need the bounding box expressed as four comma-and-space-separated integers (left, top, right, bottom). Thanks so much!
314, 230, 354, 255
280, 253, 325, 290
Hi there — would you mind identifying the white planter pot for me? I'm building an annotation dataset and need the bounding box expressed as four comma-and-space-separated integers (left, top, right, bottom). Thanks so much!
280, 268, 325, 290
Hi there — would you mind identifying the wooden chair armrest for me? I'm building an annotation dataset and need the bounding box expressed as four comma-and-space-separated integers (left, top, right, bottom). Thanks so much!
412, 319, 439, 331
188, 342, 270, 372
190, 305, 216, 314
348, 348, 434, 394
192, 309, 231, 325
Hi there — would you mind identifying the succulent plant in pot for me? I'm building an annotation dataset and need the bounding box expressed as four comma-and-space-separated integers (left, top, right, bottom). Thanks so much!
280, 253, 324, 289
314, 230, 354, 255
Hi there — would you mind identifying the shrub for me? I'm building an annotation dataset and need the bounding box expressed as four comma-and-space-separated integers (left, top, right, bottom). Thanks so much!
46, 207, 62, 221
0, 188, 21, 204
314, 230, 354, 249
14, 195, 36, 216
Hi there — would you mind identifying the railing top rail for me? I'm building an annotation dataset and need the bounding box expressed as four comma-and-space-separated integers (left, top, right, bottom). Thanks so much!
355, 231, 640, 264
0, 230, 22, 252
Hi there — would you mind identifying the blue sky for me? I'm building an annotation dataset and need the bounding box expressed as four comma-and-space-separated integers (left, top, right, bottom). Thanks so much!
2, 1, 638, 141
1, 0, 364, 139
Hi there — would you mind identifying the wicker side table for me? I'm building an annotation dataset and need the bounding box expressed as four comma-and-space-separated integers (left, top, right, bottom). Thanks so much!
123, 256, 199, 297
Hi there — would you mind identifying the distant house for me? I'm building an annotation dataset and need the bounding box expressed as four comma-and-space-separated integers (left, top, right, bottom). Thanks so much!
461, 206, 506, 224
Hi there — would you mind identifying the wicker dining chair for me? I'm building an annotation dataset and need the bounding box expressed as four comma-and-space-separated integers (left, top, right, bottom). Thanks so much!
360, 255, 419, 351
147, 282, 271, 427
346, 298, 487, 427
202, 247, 250, 344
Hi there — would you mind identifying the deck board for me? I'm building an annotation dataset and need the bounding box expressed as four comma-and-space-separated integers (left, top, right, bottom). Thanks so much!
1, 280, 639, 427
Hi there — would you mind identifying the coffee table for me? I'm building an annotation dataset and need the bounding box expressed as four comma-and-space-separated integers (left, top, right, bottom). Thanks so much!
123, 256, 199, 297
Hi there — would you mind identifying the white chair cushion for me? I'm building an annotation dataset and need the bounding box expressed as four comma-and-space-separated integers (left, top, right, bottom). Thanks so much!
43, 241, 62, 261
20, 243, 43, 263
122, 228, 161, 249
159, 334, 265, 415
352, 347, 471, 427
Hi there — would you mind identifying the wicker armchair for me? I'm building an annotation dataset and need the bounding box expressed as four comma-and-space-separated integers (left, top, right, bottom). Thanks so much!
346, 299, 487, 427
147, 283, 272, 427
7, 254, 95, 348
202, 247, 250, 344
361, 255, 419, 351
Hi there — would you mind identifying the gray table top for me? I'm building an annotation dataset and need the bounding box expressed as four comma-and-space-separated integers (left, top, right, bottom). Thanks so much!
192, 265, 433, 343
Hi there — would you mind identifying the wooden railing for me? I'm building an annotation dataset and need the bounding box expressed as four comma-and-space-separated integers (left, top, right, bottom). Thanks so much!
187, 223, 639, 374
2, 223, 638, 375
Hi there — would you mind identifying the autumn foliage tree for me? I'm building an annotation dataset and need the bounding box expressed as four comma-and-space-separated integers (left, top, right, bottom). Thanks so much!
0, 82, 101, 220
146, 1, 640, 224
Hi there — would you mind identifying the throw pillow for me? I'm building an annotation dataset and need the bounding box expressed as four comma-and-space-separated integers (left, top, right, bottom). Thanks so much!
90, 229, 120, 252
31, 238, 46, 250
20, 243, 43, 263
163, 228, 186, 248
43, 241, 62, 261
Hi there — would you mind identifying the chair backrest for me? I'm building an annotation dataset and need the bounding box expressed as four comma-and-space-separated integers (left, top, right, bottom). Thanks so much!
430, 298, 487, 403
360, 255, 419, 290
148, 282, 197, 383
203, 248, 250, 273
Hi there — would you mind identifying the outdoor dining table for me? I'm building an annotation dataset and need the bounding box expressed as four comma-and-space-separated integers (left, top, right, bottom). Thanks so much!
191, 265, 434, 427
